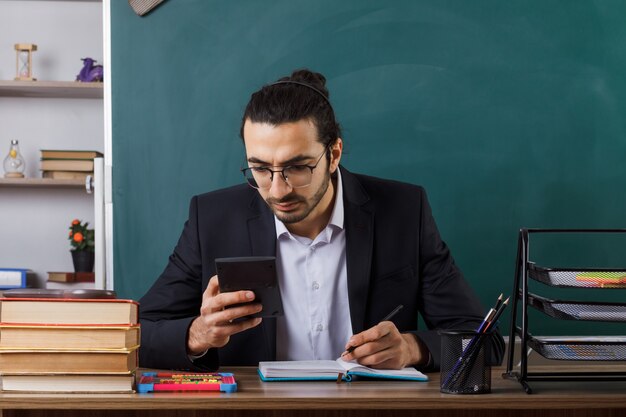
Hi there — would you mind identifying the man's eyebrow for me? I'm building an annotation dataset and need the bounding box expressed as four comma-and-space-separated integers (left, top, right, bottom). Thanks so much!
247, 154, 315, 166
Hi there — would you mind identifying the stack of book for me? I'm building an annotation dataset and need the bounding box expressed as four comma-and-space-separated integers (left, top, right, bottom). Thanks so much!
0, 297, 139, 392
47, 271, 95, 290
40, 149, 103, 180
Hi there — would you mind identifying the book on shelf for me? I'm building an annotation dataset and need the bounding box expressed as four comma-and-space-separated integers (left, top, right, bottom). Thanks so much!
40, 159, 94, 172
0, 348, 138, 374
40, 150, 103, 160
0, 324, 140, 350
0, 298, 138, 325
257, 358, 428, 382
0, 268, 33, 289
42, 170, 91, 180
47, 271, 95, 283
46, 281, 96, 290
1, 374, 134, 393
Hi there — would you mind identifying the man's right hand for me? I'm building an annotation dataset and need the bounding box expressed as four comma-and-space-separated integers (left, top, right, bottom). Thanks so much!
187, 275, 263, 355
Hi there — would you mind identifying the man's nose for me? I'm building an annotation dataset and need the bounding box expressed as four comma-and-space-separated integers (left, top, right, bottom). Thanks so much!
269, 172, 292, 199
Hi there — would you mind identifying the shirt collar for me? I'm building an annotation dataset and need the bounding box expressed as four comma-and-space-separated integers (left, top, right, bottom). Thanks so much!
275, 168, 345, 240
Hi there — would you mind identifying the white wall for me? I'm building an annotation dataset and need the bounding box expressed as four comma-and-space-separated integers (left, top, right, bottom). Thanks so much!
0, 1, 103, 82
0, 0, 103, 288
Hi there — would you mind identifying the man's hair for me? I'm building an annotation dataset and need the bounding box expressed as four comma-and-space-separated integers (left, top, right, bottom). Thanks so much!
240, 69, 342, 151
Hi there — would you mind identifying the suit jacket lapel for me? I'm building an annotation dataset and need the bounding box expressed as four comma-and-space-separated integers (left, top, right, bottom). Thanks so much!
246, 192, 277, 360
247, 192, 276, 257
341, 167, 374, 334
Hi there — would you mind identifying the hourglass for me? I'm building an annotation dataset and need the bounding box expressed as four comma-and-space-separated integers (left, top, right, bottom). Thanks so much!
14, 43, 37, 81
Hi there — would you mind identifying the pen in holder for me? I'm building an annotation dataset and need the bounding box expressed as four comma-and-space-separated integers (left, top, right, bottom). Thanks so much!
439, 329, 492, 394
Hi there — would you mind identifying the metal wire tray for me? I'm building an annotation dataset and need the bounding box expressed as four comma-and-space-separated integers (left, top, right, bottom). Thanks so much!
528, 335, 626, 361
528, 265, 626, 288
527, 293, 626, 322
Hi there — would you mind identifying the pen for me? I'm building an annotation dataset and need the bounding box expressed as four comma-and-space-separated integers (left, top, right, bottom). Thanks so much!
344, 304, 404, 355
447, 298, 510, 390
381, 304, 404, 322
442, 295, 507, 389
475, 307, 496, 333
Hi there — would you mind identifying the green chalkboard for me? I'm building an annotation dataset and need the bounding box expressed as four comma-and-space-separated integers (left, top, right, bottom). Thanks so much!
111, 0, 626, 336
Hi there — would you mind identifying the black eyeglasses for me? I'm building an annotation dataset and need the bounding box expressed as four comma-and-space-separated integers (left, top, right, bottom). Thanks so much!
241, 146, 328, 189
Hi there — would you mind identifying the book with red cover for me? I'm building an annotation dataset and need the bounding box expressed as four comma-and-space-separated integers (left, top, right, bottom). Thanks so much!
47, 271, 95, 283
0, 297, 138, 326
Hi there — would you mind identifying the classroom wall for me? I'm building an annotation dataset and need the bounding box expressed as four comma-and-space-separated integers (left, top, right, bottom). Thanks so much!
0, 1, 103, 287
111, 0, 626, 335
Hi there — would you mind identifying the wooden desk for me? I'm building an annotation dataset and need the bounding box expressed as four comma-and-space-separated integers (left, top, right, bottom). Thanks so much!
1, 366, 625, 417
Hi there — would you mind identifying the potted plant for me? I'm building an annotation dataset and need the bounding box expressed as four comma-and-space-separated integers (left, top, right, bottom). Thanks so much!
68, 219, 95, 272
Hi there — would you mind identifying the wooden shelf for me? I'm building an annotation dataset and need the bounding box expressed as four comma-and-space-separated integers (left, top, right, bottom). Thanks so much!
0, 178, 87, 189
0, 81, 103, 99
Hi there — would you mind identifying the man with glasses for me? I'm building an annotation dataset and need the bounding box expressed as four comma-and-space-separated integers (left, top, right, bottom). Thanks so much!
139, 69, 504, 372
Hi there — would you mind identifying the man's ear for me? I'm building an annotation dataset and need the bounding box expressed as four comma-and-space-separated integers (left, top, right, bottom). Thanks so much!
329, 138, 343, 173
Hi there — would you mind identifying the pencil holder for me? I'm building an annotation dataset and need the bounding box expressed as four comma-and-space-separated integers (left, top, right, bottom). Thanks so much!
439, 330, 491, 394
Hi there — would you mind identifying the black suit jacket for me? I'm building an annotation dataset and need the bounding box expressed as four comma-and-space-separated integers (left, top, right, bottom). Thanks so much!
139, 167, 504, 371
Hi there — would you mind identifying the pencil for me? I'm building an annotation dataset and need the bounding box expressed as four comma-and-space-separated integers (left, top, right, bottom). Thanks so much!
483, 297, 509, 333
493, 293, 504, 312
450, 299, 508, 391
344, 305, 404, 355
442, 295, 508, 390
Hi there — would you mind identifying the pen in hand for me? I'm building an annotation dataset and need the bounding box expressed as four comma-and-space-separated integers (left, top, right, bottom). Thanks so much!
343, 304, 404, 355
380, 304, 404, 323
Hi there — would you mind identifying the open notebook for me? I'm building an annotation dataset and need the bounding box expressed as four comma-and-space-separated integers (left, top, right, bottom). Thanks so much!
258, 358, 428, 382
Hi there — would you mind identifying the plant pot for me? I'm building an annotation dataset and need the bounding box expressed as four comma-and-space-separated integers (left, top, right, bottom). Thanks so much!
71, 250, 94, 273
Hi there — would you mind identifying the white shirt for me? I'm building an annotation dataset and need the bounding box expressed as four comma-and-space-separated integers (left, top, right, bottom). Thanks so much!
275, 171, 353, 360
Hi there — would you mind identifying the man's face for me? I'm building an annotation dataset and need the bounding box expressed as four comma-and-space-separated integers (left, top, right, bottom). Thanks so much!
242, 119, 340, 225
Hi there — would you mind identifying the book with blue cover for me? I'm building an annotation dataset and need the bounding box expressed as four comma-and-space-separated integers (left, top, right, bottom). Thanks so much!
0, 268, 31, 289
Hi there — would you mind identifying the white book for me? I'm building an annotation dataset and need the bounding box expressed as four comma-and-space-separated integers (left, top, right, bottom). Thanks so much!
1, 374, 134, 393
258, 358, 428, 382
